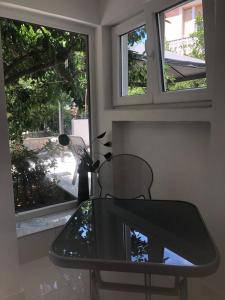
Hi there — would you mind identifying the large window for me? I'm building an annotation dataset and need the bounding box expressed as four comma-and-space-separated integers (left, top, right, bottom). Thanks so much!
112, 0, 214, 106
0, 18, 91, 212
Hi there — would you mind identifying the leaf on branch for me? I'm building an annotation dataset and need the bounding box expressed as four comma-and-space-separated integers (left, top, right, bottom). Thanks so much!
104, 142, 112, 147
104, 152, 112, 161
97, 131, 106, 139
91, 160, 100, 172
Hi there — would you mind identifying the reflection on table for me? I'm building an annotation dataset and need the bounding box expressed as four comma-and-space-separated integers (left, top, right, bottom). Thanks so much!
50, 198, 219, 277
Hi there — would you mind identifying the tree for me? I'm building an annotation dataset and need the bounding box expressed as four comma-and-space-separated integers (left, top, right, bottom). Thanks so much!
127, 25, 147, 95
0, 18, 89, 211
0, 18, 88, 142
165, 15, 206, 91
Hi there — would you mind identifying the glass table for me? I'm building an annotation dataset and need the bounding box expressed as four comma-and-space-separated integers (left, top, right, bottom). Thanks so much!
49, 198, 219, 300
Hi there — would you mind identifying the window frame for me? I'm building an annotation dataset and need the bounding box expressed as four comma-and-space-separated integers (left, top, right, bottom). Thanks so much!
112, 0, 214, 107
112, 13, 152, 106
0, 2, 96, 219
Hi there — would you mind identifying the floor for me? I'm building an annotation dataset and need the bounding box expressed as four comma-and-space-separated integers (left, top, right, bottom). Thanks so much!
20, 256, 150, 300
20, 256, 90, 300
20, 255, 219, 300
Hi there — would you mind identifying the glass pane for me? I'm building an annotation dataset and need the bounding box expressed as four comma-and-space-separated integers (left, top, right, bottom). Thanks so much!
0, 18, 90, 212
120, 25, 147, 96
158, 0, 207, 92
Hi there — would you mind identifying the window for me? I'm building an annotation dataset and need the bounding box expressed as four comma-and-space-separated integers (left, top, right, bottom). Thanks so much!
112, 0, 214, 106
112, 13, 152, 106
0, 18, 91, 213
158, 0, 207, 92
120, 25, 147, 97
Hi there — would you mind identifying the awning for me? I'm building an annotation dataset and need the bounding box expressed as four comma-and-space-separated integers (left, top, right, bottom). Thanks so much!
164, 50, 206, 82
129, 50, 206, 83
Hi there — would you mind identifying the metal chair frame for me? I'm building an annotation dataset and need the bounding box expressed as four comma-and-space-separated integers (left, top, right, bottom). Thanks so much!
97, 153, 154, 200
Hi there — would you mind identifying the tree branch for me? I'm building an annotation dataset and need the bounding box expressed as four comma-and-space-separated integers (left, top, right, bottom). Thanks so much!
4, 49, 46, 76
5, 40, 77, 85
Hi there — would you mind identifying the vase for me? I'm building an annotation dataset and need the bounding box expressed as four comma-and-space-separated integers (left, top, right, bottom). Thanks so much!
78, 162, 89, 204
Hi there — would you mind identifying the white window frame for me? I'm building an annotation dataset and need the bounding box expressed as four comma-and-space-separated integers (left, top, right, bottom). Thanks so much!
112, 0, 214, 107
112, 13, 152, 106
0, 2, 96, 220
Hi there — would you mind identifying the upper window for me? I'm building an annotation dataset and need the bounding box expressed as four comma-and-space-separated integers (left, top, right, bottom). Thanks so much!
120, 25, 147, 97
112, 13, 151, 106
112, 0, 213, 106
158, 0, 207, 92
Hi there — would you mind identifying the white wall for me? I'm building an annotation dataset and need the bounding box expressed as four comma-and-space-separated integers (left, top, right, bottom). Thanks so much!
0, 0, 100, 25
113, 121, 210, 205
99, 0, 147, 25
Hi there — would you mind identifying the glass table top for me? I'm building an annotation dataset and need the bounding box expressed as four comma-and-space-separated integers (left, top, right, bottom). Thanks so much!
50, 199, 219, 276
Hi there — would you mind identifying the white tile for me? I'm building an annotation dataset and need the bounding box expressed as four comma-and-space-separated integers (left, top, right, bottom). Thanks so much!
37, 290, 60, 300
21, 256, 66, 300
20, 256, 179, 300
57, 268, 90, 298
57, 284, 90, 300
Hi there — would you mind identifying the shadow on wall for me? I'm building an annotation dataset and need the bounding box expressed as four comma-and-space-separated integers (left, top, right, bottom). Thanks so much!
112, 121, 210, 202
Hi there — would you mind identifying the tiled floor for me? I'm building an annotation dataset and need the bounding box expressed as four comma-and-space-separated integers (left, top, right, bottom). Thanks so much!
20, 256, 90, 300
19, 256, 183, 300
20, 256, 148, 300
19, 255, 223, 300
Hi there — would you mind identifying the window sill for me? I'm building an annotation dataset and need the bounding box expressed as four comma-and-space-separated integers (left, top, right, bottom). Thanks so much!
105, 103, 212, 123
16, 207, 76, 238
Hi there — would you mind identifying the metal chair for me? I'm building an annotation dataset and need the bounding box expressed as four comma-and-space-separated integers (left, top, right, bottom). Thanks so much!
97, 154, 153, 200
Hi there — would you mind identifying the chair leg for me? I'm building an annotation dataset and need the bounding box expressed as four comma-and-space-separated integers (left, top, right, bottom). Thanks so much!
144, 273, 152, 300
90, 270, 99, 300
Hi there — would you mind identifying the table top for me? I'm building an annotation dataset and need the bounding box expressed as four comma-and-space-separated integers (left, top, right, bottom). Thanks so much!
49, 198, 219, 277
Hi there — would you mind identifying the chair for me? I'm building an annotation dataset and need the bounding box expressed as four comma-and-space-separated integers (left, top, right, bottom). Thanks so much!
97, 154, 153, 200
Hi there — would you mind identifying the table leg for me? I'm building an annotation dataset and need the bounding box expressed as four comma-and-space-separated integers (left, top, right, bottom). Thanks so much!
90, 270, 99, 300
179, 277, 188, 300
144, 273, 152, 300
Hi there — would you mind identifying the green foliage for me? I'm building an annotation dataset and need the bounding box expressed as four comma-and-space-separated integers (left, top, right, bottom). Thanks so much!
164, 15, 206, 91
128, 25, 146, 46
0, 19, 87, 211
11, 141, 74, 212
11, 143, 52, 210
128, 86, 146, 96
127, 25, 147, 94
189, 15, 205, 60
0, 18, 88, 142
128, 51, 147, 92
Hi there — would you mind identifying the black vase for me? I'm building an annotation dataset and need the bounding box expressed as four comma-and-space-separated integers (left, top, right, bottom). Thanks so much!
78, 161, 89, 204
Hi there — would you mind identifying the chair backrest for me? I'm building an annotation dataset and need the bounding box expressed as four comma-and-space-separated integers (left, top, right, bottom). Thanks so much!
68, 136, 87, 185
69, 136, 87, 154
97, 154, 153, 200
